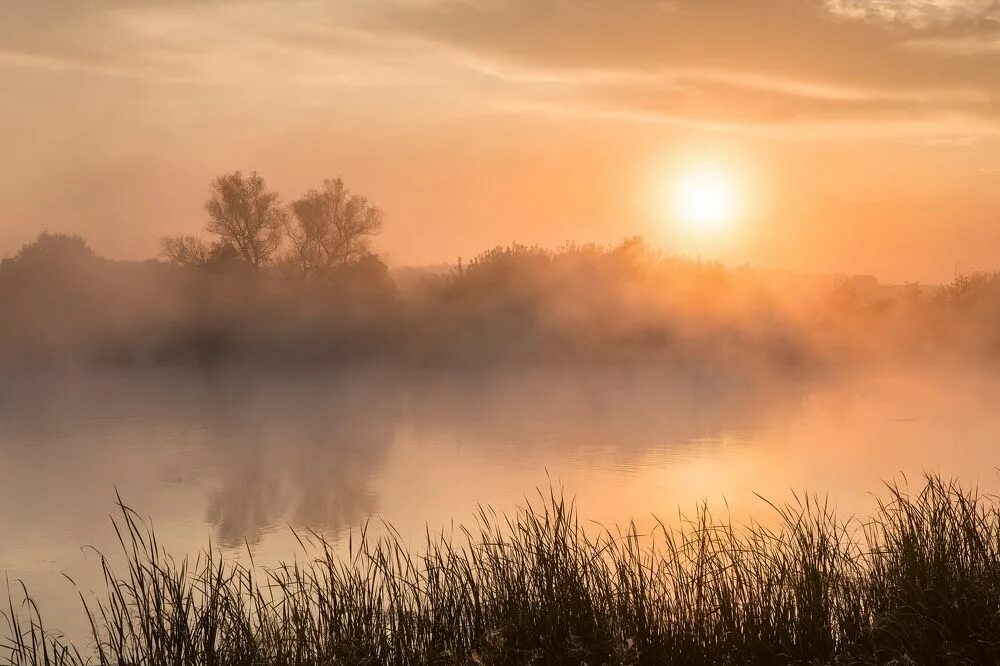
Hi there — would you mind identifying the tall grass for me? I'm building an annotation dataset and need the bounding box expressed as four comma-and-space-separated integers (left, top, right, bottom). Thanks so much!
5, 475, 1000, 664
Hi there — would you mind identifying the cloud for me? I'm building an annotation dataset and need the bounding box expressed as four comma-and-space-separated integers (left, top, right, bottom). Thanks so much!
336, 0, 1000, 137
922, 135, 980, 145
0, 49, 142, 78
585, 75, 980, 126
824, 0, 1000, 28
1, 0, 999, 140
905, 33, 1000, 53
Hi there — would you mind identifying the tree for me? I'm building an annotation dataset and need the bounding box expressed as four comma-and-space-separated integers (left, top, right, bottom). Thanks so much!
2, 232, 94, 269
159, 235, 212, 267
159, 235, 246, 271
286, 177, 382, 279
204, 171, 286, 269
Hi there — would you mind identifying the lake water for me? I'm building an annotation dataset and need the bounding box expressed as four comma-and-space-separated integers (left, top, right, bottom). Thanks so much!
2, 365, 1000, 642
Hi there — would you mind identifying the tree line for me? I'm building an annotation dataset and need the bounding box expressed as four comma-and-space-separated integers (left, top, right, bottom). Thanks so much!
160, 172, 382, 278
4, 173, 1000, 369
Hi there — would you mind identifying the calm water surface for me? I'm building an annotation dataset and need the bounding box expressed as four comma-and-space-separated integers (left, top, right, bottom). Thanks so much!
1, 365, 999, 641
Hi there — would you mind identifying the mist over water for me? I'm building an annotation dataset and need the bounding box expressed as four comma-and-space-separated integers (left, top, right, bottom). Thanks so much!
5, 231, 1000, 648
3, 364, 1000, 642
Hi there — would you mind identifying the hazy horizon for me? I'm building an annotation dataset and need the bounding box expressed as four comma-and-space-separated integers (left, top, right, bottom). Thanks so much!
2, 229, 964, 287
3, 0, 1000, 284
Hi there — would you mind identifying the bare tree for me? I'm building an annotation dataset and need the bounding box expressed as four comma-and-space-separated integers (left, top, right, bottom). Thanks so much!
159, 235, 212, 266
160, 235, 244, 270
205, 171, 287, 269
286, 178, 382, 279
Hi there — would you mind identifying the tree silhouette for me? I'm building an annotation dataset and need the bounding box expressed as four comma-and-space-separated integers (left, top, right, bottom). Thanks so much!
159, 235, 212, 267
286, 178, 382, 279
204, 171, 286, 269
159, 235, 244, 270
2, 232, 94, 269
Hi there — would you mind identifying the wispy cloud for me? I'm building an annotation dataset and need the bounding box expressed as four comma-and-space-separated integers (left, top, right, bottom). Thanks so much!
905, 34, 1000, 53
0, 49, 141, 78
340, 0, 1000, 136
824, 0, 1000, 28
2, 0, 1000, 139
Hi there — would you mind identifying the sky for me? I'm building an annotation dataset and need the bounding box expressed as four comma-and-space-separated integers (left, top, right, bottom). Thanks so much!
1, 0, 999, 283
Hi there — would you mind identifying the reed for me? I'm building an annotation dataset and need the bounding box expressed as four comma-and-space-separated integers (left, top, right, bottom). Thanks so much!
4, 475, 1000, 664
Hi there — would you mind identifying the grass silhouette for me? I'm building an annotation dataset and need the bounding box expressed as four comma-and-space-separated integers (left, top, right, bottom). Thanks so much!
4, 474, 1000, 664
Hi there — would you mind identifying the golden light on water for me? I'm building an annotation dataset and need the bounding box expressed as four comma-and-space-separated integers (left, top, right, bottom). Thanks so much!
670, 163, 741, 236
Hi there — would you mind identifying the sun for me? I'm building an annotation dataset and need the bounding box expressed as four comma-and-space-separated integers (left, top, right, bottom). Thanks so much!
671, 163, 740, 235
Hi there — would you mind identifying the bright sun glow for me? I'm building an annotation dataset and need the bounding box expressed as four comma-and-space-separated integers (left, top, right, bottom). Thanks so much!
671, 164, 740, 234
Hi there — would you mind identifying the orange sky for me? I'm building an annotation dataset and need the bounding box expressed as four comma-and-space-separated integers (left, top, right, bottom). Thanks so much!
2, 0, 999, 283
